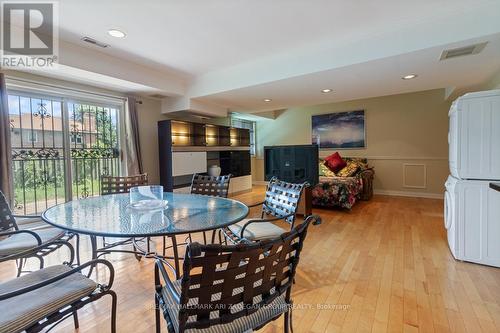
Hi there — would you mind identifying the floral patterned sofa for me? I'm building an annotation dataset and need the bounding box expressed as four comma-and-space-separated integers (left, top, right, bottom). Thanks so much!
311, 157, 374, 210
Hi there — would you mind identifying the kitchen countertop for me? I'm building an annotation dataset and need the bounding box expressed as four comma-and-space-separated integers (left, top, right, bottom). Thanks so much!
490, 183, 500, 192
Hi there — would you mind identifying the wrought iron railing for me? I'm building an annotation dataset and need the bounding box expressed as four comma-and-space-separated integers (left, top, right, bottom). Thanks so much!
9, 93, 122, 215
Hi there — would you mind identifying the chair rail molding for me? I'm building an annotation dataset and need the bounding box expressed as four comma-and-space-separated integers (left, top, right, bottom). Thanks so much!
255, 155, 448, 161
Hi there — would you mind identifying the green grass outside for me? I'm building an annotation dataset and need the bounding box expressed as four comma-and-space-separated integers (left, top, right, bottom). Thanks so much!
14, 179, 102, 209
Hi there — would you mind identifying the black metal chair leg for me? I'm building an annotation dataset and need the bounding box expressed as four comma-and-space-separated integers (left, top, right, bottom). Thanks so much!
75, 233, 81, 266
202, 231, 207, 244
155, 295, 161, 333
218, 229, 223, 245
38, 255, 44, 269
16, 258, 23, 277
162, 236, 166, 257
132, 238, 142, 262
109, 291, 118, 333
87, 235, 98, 278
171, 236, 181, 278
73, 310, 79, 329
284, 311, 290, 333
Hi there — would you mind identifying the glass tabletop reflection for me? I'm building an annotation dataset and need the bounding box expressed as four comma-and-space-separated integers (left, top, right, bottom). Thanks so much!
42, 193, 249, 237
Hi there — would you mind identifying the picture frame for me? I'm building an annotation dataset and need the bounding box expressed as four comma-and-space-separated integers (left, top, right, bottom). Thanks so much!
311, 110, 366, 149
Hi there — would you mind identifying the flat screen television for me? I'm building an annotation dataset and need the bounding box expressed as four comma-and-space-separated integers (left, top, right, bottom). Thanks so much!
264, 144, 319, 185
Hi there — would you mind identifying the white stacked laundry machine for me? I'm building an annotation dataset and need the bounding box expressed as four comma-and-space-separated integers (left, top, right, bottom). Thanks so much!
444, 89, 500, 267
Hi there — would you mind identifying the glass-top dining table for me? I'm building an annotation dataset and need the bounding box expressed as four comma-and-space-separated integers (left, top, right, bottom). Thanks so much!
42, 192, 249, 277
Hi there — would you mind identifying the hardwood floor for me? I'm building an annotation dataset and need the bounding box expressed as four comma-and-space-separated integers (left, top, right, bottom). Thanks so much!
2, 187, 500, 332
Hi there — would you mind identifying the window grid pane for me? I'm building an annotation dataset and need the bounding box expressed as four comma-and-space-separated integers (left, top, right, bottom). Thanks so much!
8, 92, 122, 215
231, 118, 256, 155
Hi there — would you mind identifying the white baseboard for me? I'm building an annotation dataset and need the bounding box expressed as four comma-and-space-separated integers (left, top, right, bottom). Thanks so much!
374, 189, 443, 199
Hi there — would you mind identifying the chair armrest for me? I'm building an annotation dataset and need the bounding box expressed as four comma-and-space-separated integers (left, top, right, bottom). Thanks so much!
358, 169, 374, 179
0, 229, 42, 245
0, 259, 114, 300
239, 214, 294, 239
247, 201, 265, 208
0, 239, 74, 263
155, 259, 180, 303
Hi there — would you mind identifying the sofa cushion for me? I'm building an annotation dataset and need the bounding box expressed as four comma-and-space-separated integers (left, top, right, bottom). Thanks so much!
318, 161, 336, 177
324, 152, 346, 173
337, 162, 360, 177
344, 158, 369, 171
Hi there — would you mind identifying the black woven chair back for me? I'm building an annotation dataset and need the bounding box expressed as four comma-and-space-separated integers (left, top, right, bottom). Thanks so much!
261, 177, 307, 225
100, 173, 148, 195
190, 174, 231, 198
177, 215, 320, 331
0, 191, 17, 232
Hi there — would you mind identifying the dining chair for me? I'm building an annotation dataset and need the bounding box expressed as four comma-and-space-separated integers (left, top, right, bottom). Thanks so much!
190, 173, 231, 198
0, 240, 117, 333
0, 191, 80, 276
223, 177, 308, 244
100, 173, 149, 261
154, 214, 321, 333
100, 173, 149, 195
162, 173, 232, 278
190, 173, 232, 243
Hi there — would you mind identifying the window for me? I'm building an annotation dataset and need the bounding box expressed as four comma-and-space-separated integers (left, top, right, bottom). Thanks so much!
8, 91, 123, 214
231, 117, 256, 155
27, 131, 38, 143
70, 133, 83, 144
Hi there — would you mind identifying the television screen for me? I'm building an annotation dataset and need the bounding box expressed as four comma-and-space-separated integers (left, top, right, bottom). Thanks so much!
264, 144, 319, 185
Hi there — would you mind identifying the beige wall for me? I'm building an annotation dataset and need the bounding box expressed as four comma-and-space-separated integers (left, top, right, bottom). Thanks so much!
484, 69, 500, 89
136, 98, 168, 183
254, 89, 451, 197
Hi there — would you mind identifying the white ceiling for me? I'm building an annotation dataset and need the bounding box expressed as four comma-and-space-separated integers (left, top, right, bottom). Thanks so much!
199, 34, 500, 112
57, 0, 498, 76
10, 0, 500, 113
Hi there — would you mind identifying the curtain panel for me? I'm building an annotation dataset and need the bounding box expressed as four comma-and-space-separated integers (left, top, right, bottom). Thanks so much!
124, 96, 143, 175
0, 73, 13, 204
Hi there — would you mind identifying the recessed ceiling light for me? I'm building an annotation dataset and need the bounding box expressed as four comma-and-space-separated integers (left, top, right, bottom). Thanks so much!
107, 29, 126, 38
321, 89, 333, 93
402, 74, 418, 80
263, 98, 272, 102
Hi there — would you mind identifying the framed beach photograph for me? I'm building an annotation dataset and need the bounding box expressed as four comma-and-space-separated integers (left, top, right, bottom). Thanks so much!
311, 110, 366, 149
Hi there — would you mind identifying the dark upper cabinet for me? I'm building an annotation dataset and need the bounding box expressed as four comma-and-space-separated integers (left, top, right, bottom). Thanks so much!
239, 129, 251, 146
168, 121, 249, 148
192, 123, 206, 146
158, 119, 252, 191
170, 121, 193, 146
205, 124, 219, 146
218, 126, 231, 146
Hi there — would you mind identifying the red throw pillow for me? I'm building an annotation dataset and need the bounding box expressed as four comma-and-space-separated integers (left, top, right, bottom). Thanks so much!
324, 152, 347, 173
